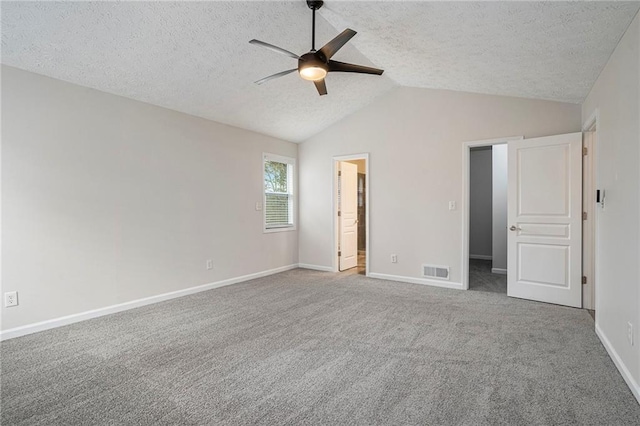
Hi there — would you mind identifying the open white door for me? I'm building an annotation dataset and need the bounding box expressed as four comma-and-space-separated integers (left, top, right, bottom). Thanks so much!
507, 133, 582, 307
339, 162, 358, 271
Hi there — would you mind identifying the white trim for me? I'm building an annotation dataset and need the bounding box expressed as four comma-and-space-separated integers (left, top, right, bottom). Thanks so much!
333, 153, 370, 276
369, 272, 463, 290
582, 108, 599, 132
581, 130, 597, 310
469, 254, 492, 260
263, 226, 296, 234
491, 268, 507, 275
263, 152, 295, 165
462, 136, 523, 290
582, 109, 599, 314
298, 263, 334, 272
0, 64, 3, 333
0, 264, 298, 341
595, 324, 640, 404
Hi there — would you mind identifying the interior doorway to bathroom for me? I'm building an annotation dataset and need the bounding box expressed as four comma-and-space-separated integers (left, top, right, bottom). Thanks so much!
334, 155, 368, 275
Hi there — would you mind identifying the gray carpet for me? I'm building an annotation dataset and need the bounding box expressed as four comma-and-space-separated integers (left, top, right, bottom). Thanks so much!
2, 268, 639, 425
469, 259, 507, 294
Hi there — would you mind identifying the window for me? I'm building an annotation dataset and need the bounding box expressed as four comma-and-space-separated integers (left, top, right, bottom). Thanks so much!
263, 153, 295, 232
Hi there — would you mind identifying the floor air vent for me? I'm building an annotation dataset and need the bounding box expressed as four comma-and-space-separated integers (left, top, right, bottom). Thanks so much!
422, 264, 450, 280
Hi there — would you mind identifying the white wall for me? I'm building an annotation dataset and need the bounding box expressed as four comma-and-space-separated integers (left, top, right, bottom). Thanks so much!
469, 148, 492, 259
1, 66, 298, 331
299, 86, 581, 282
491, 144, 508, 271
582, 12, 640, 398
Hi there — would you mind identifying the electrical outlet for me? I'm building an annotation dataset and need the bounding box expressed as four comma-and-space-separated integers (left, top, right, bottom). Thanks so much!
391, 254, 398, 263
206, 260, 213, 270
255, 202, 262, 211
449, 201, 456, 211
628, 322, 634, 346
4, 291, 18, 308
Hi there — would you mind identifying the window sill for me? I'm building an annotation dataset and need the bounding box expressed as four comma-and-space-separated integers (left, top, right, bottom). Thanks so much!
264, 226, 297, 234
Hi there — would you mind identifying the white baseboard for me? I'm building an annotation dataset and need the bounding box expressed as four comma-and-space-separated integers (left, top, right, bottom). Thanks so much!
469, 254, 492, 260
0, 264, 298, 341
298, 263, 334, 272
368, 272, 463, 290
491, 268, 507, 275
595, 324, 640, 404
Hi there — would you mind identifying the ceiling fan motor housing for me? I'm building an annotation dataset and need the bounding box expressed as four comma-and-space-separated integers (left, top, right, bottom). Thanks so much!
298, 52, 328, 81
299, 52, 327, 68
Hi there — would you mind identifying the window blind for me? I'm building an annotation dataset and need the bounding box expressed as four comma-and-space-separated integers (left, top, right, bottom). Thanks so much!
264, 155, 294, 230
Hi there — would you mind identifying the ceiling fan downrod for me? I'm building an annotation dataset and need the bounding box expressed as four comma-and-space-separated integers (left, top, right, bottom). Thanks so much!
307, 0, 324, 51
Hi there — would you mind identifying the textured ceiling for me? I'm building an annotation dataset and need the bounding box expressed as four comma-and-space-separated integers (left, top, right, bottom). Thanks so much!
319, 1, 640, 103
2, 1, 639, 142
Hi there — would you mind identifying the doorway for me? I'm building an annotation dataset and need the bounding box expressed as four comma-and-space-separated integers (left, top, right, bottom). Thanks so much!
462, 136, 523, 291
334, 154, 369, 276
464, 133, 585, 309
467, 145, 508, 293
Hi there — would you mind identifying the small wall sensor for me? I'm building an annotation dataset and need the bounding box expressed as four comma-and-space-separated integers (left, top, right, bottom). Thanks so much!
596, 189, 605, 209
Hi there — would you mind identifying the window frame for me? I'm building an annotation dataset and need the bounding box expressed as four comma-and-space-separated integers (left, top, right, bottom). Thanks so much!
263, 153, 296, 233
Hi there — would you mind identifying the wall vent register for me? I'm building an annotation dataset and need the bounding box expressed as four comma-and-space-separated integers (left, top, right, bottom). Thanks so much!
422, 264, 450, 280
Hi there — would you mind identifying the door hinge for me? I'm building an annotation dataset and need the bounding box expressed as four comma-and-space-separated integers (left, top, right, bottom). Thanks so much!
583, 212, 587, 220
338, 211, 341, 217
338, 171, 342, 176
583, 147, 588, 156
582, 276, 587, 285
338, 251, 341, 257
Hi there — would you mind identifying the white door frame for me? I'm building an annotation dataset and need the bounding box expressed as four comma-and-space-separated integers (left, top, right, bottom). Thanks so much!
582, 109, 599, 316
461, 136, 523, 290
333, 153, 370, 276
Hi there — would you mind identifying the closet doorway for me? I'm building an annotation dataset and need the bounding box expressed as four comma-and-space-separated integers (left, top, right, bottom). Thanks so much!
467, 143, 509, 293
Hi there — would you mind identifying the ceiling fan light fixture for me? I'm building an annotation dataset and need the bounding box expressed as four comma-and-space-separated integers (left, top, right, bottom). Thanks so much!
249, 0, 384, 95
299, 65, 327, 81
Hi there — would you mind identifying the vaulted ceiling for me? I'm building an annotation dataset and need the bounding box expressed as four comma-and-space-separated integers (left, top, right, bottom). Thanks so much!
2, 1, 639, 142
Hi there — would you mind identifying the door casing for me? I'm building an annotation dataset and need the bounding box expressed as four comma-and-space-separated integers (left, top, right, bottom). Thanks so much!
462, 136, 524, 290
582, 109, 599, 315
333, 154, 370, 275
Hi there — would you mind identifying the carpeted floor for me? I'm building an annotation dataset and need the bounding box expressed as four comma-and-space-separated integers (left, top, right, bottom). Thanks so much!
2, 268, 639, 425
469, 259, 507, 294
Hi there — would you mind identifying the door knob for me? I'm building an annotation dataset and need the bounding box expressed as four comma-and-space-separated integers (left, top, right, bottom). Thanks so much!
510, 225, 521, 231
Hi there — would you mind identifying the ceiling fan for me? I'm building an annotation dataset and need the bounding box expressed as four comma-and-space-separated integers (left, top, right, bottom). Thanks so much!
249, 0, 384, 96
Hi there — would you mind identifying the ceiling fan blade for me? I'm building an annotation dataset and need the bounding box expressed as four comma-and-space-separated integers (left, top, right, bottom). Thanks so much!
313, 78, 327, 96
254, 69, 297, 85
328, 60, 384, 75
249, 39, 299, 59
319, 29, 357, 59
